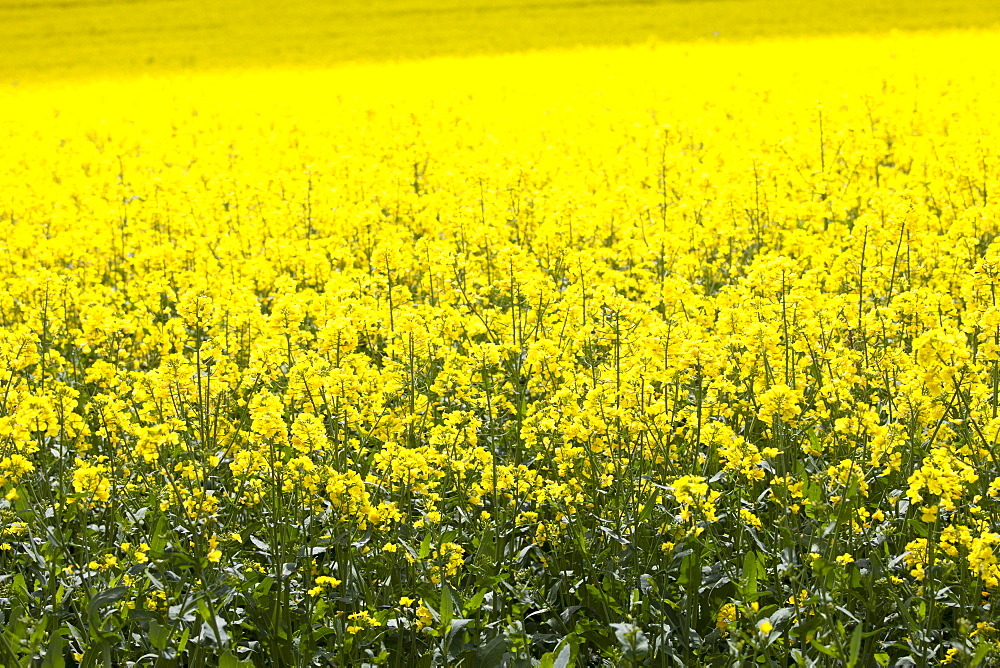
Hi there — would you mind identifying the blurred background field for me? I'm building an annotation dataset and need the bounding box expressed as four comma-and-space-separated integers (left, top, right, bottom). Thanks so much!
3, 0, 1000, 85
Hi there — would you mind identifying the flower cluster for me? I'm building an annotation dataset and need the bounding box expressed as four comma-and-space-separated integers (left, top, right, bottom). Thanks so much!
1, 25, 1000, 667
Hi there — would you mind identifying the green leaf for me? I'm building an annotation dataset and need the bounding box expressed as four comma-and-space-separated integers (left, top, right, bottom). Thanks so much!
149, 620, 170, 651
742, 551, 764, 595
64, 623, 85, 647
311, 597, 328, 622
636, 488, 658, 524
41, 632, 66, 668
149, 516, 168, 556
971, 641, 995, 667
810, 638, 840, 658
79, 637, 115, 668
254, 577, 274, 599
553, 641, 573, 668
0, 630, 22, 668
543, 633, 577, 668
446, 618, 472, 645
474, 532, 495, 564
176, 628, 190, 656
439, 584, 454, 631
127, 610, 158, 622
847, 624, 862, 668
477, 635, 509, 668
30, 615, 50, 648
610, 623, 648, 659
464, 587, 489, 616
196, 599, 211, 623
12, 574, 27, 601
219, 650, 239, 668
769, 607, 795, 628
585, 583, 622, 615
418, 534, 432, 560
87, 586, 129, 631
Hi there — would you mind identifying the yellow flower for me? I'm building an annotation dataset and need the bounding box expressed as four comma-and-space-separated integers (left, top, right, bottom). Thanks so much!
71, 459, 111, 506
739, 509, 762, 528
669, 475, 721, 523
716, 603, 737, 632
309, 575, 342, 595
757, 384, 801, 425
416, 603, 434, 630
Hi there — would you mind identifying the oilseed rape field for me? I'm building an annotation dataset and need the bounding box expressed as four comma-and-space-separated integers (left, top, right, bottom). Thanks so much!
5, 3, 1000, 668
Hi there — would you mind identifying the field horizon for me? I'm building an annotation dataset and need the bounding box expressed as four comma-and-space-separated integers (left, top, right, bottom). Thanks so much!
3, 0, 1000, 85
